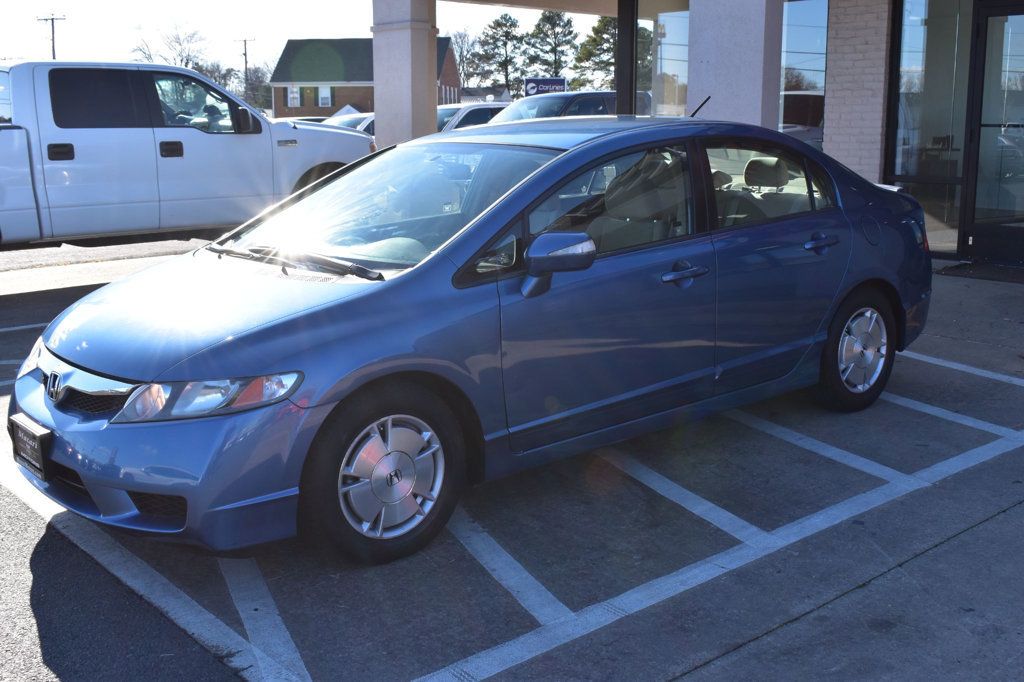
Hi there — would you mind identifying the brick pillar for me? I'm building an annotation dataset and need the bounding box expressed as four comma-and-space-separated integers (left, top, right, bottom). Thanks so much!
822, 0, 893, 182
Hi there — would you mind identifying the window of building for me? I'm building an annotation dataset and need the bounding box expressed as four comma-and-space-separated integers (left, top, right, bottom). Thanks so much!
318, 86, 332, 108
887, 0, 972, 255
637, 1, 689, 116
704, 141, 820, 228
780, 0, 828, 150
287, 86, 300, 108
528, 147, 693, 254
49, 68, 147, 129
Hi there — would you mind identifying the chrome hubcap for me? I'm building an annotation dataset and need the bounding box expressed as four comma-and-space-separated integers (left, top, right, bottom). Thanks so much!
337, 415, 444, 539
837, 307, 888, 394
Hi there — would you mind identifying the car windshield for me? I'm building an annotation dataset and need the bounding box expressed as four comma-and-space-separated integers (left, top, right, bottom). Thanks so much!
437, 106, 461, 131
490, 97, 569, 123
326, 113, 370, 128
223, 142, 557, 270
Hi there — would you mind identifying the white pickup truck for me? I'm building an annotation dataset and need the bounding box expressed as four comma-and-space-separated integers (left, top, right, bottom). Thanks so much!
0, 62, 375, 246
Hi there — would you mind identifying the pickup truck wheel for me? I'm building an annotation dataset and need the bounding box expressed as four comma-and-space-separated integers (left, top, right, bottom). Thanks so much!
299, 382, 466, 564
293, 163, 343, 194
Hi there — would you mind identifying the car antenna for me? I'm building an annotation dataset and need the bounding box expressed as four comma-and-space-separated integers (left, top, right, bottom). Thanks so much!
690, 96, 710, 117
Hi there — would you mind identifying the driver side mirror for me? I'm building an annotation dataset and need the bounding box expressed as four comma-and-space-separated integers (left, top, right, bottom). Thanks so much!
521, 231, 596, 298
236, 107, 257, 134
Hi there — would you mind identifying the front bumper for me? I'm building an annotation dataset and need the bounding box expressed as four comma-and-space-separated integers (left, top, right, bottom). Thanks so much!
7, 367, 334, 550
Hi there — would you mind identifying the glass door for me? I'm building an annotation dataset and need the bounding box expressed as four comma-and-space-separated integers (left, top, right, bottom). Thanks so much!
964, 4, 1024, 263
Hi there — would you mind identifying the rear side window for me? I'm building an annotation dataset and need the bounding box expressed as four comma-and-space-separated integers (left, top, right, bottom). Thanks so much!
565, 96, 609, 116
0, 71, 12, 124
455, 106, 500, 128
49, 68, 148, 129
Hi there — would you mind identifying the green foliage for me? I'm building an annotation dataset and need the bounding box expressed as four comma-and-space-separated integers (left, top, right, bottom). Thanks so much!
574, 16, 616, 89
472, 13, 525, 97
524, 11, 578, 78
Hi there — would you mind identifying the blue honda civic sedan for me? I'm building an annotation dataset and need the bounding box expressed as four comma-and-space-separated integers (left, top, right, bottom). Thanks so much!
8, 117, 931, 562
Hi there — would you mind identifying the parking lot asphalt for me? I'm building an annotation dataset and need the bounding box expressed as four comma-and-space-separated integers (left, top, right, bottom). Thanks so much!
1, 254, 1023, 681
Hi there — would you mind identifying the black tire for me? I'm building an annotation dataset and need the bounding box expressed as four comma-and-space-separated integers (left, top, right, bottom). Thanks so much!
299, 382, 466, 563
817, 288, 896, 412
292, 163, 343, 194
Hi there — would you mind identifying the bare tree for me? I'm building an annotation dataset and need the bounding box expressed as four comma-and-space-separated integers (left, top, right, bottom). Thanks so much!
450, 30, 482, 87
134, 28, 205, 70
194, 61, 238, 90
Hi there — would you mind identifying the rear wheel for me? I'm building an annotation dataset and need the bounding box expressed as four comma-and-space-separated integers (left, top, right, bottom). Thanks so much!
817, 289, 895, 412
299, 383, 465, 563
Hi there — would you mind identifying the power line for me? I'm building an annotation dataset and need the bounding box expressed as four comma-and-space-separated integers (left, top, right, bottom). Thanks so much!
37, 14, 65, 60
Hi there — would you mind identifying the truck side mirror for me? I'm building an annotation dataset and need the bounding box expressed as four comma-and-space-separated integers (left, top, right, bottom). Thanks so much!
236, 108, 256, 134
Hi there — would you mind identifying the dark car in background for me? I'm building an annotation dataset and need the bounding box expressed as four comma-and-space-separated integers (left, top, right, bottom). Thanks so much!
491, 91, 653, 123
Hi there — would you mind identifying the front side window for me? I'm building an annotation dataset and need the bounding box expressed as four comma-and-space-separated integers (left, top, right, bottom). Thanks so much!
455, 106, 499, 128
227, 142, 556, 269
490, 96, 569, 122
528, 146, 694, 254
704, 141, 819, 228
0, 71, 12, 124
49, 68, 147, 129
565, 96, 609, 116
437, 106, 461, 131
151, 73, 235, 133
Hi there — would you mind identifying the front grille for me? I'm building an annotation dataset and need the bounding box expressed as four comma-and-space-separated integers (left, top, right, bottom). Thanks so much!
59, 387, 129, 416
128, 491, 187, 523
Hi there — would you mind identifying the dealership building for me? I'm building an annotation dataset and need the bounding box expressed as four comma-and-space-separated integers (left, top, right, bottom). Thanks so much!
371, 0, 1024, 263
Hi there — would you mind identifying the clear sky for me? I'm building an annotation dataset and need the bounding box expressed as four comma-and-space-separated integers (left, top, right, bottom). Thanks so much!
1, 2, 599, 72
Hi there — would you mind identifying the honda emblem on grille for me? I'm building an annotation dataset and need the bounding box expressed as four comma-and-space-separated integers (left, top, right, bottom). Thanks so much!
46, 372, 64, 403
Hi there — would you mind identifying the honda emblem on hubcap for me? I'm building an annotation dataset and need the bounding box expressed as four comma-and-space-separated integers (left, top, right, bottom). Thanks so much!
385, 469, 403, 487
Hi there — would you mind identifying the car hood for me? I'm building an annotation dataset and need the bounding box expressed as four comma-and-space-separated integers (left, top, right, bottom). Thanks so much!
43, 250, 377, 381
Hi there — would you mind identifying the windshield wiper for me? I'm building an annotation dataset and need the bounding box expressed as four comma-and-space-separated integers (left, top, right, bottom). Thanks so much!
221, 244, 384, 282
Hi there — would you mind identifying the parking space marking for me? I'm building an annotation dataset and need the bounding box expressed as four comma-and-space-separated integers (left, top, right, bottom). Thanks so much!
0, 450, 300, 681
901, 350, 1024, 389
914, 434, 1024, 484
448, 506, 573, 625
881, 392, 1023, 440
601, 451, 778, 549
726, 411, 925, 489
0, 379, 14, 388
219, 558, 312, 682
0, 322, 47, 335
0, 360, 22, 365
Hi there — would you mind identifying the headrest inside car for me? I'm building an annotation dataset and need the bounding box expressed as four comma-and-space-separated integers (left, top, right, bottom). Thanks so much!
744, 156, 789, 189
711, 169, 732, 189
604, 154, 680, 219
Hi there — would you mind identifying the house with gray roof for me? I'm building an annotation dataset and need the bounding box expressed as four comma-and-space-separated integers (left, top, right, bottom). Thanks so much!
269, 37, 459, 118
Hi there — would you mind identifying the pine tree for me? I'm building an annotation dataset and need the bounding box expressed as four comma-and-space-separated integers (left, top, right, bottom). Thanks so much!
574, 16, 617, 89
524, 11, 578, 78
472, 14, 525, 97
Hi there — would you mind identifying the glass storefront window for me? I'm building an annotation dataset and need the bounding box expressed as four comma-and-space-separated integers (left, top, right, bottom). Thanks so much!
779, 0, 828, 150
637, 0, 689, 116
892, 0, 973, 179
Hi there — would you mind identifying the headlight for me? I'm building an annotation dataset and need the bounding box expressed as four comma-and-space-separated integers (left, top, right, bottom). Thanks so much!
112, 372, 301, 423
16, 337, 44, 380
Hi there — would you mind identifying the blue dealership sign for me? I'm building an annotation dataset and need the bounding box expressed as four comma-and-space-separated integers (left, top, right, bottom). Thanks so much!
524, 77, 567, 96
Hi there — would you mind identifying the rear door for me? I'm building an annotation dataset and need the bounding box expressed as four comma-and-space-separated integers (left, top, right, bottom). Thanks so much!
35, 66, 159, 238
700, 137, 851, 393
144, 70, 274, 230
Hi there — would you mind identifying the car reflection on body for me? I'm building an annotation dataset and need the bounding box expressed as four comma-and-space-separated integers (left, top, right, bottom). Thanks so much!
8, 116, 931, 563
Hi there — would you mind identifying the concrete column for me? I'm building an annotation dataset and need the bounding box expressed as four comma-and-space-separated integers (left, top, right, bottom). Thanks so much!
686, 0, 783, 127
372, 0, 437, 147
821, 0, 893, 182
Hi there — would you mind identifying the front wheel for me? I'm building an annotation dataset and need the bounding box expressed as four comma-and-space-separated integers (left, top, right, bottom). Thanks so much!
299, 383, 466, 563
817, 289, 896, 412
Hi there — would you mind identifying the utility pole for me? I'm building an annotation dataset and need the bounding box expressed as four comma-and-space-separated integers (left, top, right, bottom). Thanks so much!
238, 38, 255, 103
37, 15, 65, 60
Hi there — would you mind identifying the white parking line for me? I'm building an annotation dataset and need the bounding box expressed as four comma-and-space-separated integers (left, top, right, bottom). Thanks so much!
0, 448, 300, 681
880, 392, 1023, 440
219, 558, 312, 682
0, 379, 14, 388
0, 360, 22, 365
914, 435, 1024, 484
0, 322, 47, 335
726, 410, 926, 490
901, 350, 1024, 388
601, 451, 778, 549
448, 506, 573, 626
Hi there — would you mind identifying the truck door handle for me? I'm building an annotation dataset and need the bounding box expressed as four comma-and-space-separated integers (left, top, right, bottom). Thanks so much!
47, 143, 74, 161
662, 262, 710, 286
803, 232, 839, 253
160, 141, 184, 158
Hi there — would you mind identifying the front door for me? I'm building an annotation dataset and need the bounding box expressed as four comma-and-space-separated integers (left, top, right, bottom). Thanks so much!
145, 71, 274, 230
498, 144, 717, 453
963, 5, 1024, 263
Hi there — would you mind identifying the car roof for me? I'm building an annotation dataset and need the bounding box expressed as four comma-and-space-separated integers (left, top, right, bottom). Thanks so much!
417, 115, 702, 151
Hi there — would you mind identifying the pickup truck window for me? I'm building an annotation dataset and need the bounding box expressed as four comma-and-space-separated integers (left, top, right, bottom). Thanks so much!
0, 71, 11, 124
150, 73, 235, 134
49, 68, 149, 129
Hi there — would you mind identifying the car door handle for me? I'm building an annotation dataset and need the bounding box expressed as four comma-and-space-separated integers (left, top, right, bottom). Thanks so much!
804, 233, 839, 253
160, 141, 184, 158
47, 143, 74, 161
661, 262, 710, 285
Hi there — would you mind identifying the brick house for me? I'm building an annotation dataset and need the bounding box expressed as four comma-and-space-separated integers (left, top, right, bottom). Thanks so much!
269, 37, 459, 118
